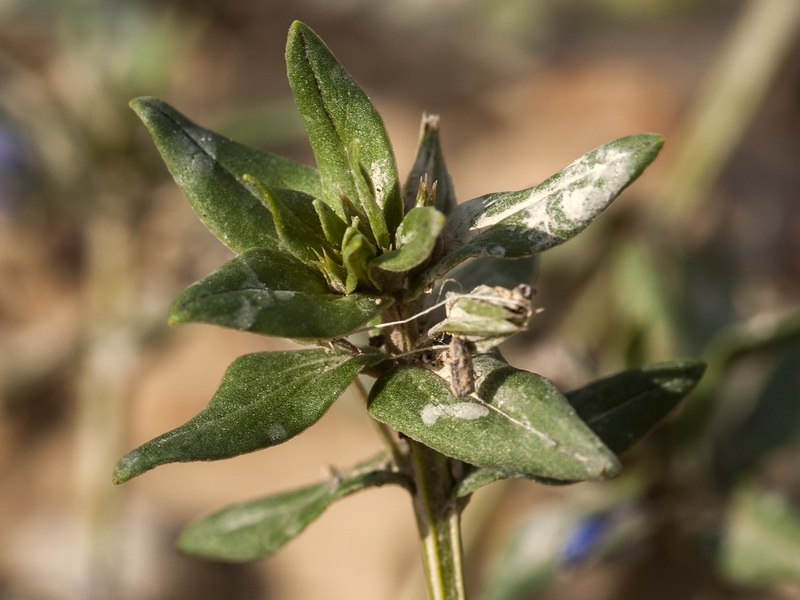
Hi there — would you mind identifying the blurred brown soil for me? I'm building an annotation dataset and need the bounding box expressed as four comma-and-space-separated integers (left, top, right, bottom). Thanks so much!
1, 2, 798, 599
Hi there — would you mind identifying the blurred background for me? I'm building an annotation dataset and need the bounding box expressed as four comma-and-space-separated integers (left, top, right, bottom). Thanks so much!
1, 0, 799, 598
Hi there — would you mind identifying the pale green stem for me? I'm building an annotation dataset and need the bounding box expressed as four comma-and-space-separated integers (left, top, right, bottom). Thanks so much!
408, 440, 467, 600
369, 299, 467, 599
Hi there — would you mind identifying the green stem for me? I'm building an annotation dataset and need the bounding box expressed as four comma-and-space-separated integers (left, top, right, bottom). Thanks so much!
408, 440, 467, 600
352, 376, 407, 468
380, 298, 466, 598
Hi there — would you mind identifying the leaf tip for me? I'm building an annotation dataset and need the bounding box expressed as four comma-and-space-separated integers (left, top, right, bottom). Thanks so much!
112, 453, 139, 485
632, 132, 665, 162
128, 96, 161, 121
167, 301, 188, 327
598, 454, 623, 480
289, 19, 307, 32
287, 20, 312, 49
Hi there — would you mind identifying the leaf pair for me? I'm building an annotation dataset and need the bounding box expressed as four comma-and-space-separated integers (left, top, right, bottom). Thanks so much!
177, 454, 407, 561
173, 358, 705, 562
369, 353, 706, 487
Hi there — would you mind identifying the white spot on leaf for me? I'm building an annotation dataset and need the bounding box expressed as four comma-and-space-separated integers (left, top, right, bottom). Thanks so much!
266, 424, 287, 444
370, 158, 392, 205
421, 402, 490, 426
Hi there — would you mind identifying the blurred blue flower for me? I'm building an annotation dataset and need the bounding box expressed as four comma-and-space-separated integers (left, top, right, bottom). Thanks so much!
561, 512, 610, 566
0, 122, 31, 216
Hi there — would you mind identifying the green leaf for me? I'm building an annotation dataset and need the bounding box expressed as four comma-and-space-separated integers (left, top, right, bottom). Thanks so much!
243, 175, 335, 264
130, 96, 321, 253
409, 134, 663, 298
177, 454, 408, 561
346, 139, 391, 250
566, 358, 706, 454
368, 354, 620, 482
455, 358, 705, 496
313, 198, 349, 247
169, 248, 392, 339
718, 482, 800, 585
341, 222, 378, 294
113, 349, 383, 483
404, 113, 456, 215
286, 21, 403, 241
370, 206, 445, 274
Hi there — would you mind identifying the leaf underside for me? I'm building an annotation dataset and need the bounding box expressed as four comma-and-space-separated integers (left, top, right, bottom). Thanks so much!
113, 349, 383, 483
178, 454, 406, 561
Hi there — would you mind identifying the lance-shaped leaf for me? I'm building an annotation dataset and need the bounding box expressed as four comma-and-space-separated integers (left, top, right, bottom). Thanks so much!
408, 134, 663, 298
130, 97, 321, 253
455, 358, 706, 497
243, 175, 336, 264
178, 454, 408, 561
286, 21, 403, 242
347, 139, 390, 250
368, 354, 620, 482
113, 349, 384, 483
313, 198, 349, 248
370, 206, 445, 275
403, 113, 456, 215
169, 248, 392, 339
566, 358, 706, 454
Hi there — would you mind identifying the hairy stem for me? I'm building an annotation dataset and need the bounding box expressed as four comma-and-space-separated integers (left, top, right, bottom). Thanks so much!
409, 440, 467, 600
379, 298, 467, 599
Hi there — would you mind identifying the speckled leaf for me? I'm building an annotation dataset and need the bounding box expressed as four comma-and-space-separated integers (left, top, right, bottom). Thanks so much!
455, 358, 705, 496
113, 350, 384, 483
130, 97, 321, 253
178, 454, 406, 561
409, 134, 663, 298
370, 206, 445, 274
169, 248, 392, 339
368, 354, 620, 482
286, 21, 402, 242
